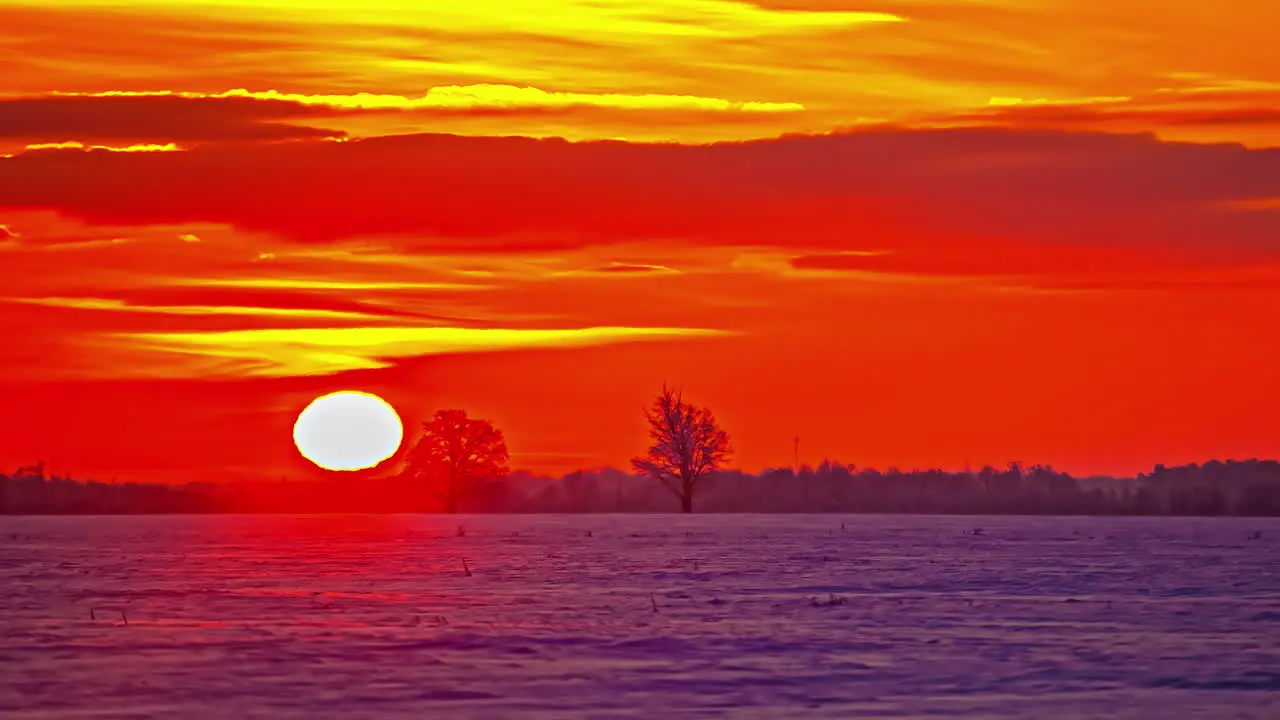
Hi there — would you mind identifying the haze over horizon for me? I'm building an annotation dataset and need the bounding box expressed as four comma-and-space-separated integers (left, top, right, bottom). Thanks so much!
2, 0, 1279, 484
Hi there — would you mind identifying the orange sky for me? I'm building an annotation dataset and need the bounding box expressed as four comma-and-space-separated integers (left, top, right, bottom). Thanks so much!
2, 0, 1279, 483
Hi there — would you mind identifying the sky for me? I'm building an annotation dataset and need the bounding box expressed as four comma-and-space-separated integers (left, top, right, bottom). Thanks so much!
2, 0, 1279, 483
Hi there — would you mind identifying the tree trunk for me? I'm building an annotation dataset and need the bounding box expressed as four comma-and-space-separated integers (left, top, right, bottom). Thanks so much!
679, 475, 696, 513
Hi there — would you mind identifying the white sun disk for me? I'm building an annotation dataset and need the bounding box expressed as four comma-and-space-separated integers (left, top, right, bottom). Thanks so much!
293, 391, 404, 471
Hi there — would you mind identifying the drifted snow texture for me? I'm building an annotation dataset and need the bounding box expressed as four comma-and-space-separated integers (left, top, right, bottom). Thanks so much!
1, 514, 1278, 718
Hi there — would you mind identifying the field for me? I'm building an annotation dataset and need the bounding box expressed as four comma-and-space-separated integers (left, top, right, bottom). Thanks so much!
2, 514, 1278, 718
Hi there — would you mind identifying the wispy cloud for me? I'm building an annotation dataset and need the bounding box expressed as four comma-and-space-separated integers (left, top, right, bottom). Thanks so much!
0, 94, 343, 143
5, 128, 1277, 280
178, 278, 493, 292
1223, 197, 1280, 211
553, 262, 683, 277
27, 0, 904, 36
58, 86, 805, 113
933, 81, 1280, 147
24, 141, 181, 153
986, 96, 1134, 108
11, 296, 386, 322
113, 325, 732, 377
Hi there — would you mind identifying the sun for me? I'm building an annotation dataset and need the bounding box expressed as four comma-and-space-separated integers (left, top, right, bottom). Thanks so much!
293, 391, 404, 471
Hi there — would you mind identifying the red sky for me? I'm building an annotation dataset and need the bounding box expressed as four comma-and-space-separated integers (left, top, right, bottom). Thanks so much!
2, 0, 1279, 482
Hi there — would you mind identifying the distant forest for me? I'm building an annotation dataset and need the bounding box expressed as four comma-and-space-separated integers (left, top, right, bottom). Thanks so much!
4, 459, 1280, 516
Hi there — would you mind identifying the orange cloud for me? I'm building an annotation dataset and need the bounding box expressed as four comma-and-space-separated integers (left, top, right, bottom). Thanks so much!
1225, 197, 1280, 211
11, 296, 387, 322
932, 85, 1280, 147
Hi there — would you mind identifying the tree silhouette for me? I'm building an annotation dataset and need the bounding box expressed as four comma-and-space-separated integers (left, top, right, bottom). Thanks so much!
631, 385, 731, 513
4, 457, 1280, 515
404, 409, 509, 513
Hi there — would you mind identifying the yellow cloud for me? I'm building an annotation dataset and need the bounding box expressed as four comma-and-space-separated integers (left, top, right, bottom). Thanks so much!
986, 96, 1132, 107
178, 278, 491, 291
113, 325, 732, 377
58, 85, 804, 113
33, 0, 903, 38
23, 141, 181, 153
13, 0, 1278, 149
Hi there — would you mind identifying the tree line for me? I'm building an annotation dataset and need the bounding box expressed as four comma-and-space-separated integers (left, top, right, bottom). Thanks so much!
3, 387, 1279, 515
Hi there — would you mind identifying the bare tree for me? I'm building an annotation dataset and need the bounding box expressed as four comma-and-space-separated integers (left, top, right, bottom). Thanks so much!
631, 385, 731, 513
404, 409, 509, 513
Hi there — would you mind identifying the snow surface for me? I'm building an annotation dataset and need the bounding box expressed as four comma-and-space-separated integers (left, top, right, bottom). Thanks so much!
1, 514, 1277, 718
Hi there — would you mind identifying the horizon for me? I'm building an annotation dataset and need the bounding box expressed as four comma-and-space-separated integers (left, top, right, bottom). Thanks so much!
8, 455, 1279, 518
10, 454, 1280, 488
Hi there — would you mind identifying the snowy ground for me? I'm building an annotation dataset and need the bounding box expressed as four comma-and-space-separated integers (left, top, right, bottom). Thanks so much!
1, 514, 1277, 718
